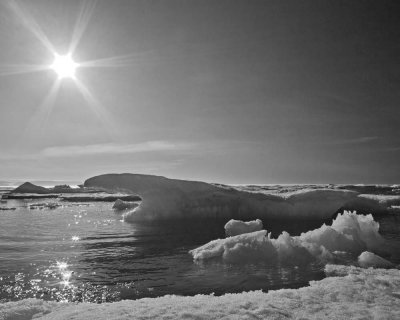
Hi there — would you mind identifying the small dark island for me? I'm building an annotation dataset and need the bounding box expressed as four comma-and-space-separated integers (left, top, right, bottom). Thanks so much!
2, 181, 141, 202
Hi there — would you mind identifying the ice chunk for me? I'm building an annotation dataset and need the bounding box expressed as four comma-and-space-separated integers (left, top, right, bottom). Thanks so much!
190, 230, 278, 263
1, 265, 399, 320
331, 211, 385, 253
112, 199, 138, 211
190, 229, 315, 265
358, 251, 394, 268
190, 211, 389, 264
84, 174, 358, 221
224, 219, 263, 236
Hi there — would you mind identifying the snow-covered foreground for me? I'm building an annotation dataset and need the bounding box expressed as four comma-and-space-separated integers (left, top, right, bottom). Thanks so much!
1, 265, 399, 320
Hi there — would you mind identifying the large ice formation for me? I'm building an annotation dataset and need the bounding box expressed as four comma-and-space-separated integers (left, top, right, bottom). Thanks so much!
84, 174, 358, 221
1, 265, 399, 320
190, 211, 390, 264
224, 219, 263, 236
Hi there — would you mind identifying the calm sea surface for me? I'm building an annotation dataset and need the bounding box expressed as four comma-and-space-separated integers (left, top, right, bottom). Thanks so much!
0, 194, 399, 303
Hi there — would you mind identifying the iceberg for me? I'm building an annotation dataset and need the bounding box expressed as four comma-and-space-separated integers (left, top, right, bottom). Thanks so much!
1, 265, 399, 320
190, 211, 390, 264
84, 174, 358, 221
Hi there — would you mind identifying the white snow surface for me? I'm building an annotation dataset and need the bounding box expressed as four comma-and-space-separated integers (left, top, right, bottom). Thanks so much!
1, 265, 399, 320
224, 219, 263, 236
84, 174, 358, 221
190, 211, 389, 264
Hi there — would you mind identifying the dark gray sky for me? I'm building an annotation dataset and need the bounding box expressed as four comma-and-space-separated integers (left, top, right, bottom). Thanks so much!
0, 0, 399, 184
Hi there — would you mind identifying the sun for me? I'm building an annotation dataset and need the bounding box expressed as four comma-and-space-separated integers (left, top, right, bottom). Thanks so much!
50, 54, 79, 79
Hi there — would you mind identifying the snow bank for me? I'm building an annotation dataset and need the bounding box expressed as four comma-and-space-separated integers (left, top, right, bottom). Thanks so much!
1, 265, 399, 320
112, 199, 138, 211
190, 211, 389, 264
358, 251, 394, 268
84, 174, 357, 221
224, 219, 263, 236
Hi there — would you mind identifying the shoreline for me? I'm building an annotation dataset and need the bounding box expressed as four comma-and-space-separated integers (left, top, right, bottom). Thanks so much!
1, 264, 399, 320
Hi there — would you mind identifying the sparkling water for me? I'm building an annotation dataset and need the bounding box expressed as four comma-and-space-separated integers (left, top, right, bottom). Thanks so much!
0, 193, 399, 303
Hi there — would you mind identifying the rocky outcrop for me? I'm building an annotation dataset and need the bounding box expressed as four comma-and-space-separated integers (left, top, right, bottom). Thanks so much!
12, 182, 51, 194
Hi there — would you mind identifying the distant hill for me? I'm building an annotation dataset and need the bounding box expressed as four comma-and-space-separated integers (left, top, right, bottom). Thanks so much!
12, 182, 51, 194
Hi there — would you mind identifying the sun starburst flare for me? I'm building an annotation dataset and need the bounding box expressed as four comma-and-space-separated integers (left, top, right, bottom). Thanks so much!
1, 0, 139, 139
50, 54, 79, 80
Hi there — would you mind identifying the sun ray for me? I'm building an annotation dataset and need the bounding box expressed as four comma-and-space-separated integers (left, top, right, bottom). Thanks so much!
0, 64, 49, 77
68, 0, 97, 54
74, 78, 118, 138
79, 54, 141, 68
79, 50, 157, 68
8, 0, 56, 54
21, 79, 62, 142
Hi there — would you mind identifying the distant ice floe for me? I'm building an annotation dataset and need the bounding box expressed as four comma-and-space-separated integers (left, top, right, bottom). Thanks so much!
29, 202, 61, 210
190, 211, 393, 266
84, 174, 358, 221
1, 264, 399, 319
61, 193, 140, 202
224, 219, 263, 236
0, 207, 16, 211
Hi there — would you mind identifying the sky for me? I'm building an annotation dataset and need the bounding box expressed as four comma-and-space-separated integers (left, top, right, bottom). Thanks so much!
0, 0, 399, 184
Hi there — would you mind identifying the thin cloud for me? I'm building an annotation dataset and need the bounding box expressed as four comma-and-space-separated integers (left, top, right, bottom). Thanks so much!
383, 146, 400, 152
40, 141, 195, 157
0, 140, 238, 160
326, 136, 379, 145
0, 139, 266, 161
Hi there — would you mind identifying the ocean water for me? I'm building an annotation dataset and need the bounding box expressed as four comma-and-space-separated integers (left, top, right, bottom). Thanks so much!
0, 188, 399, 303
